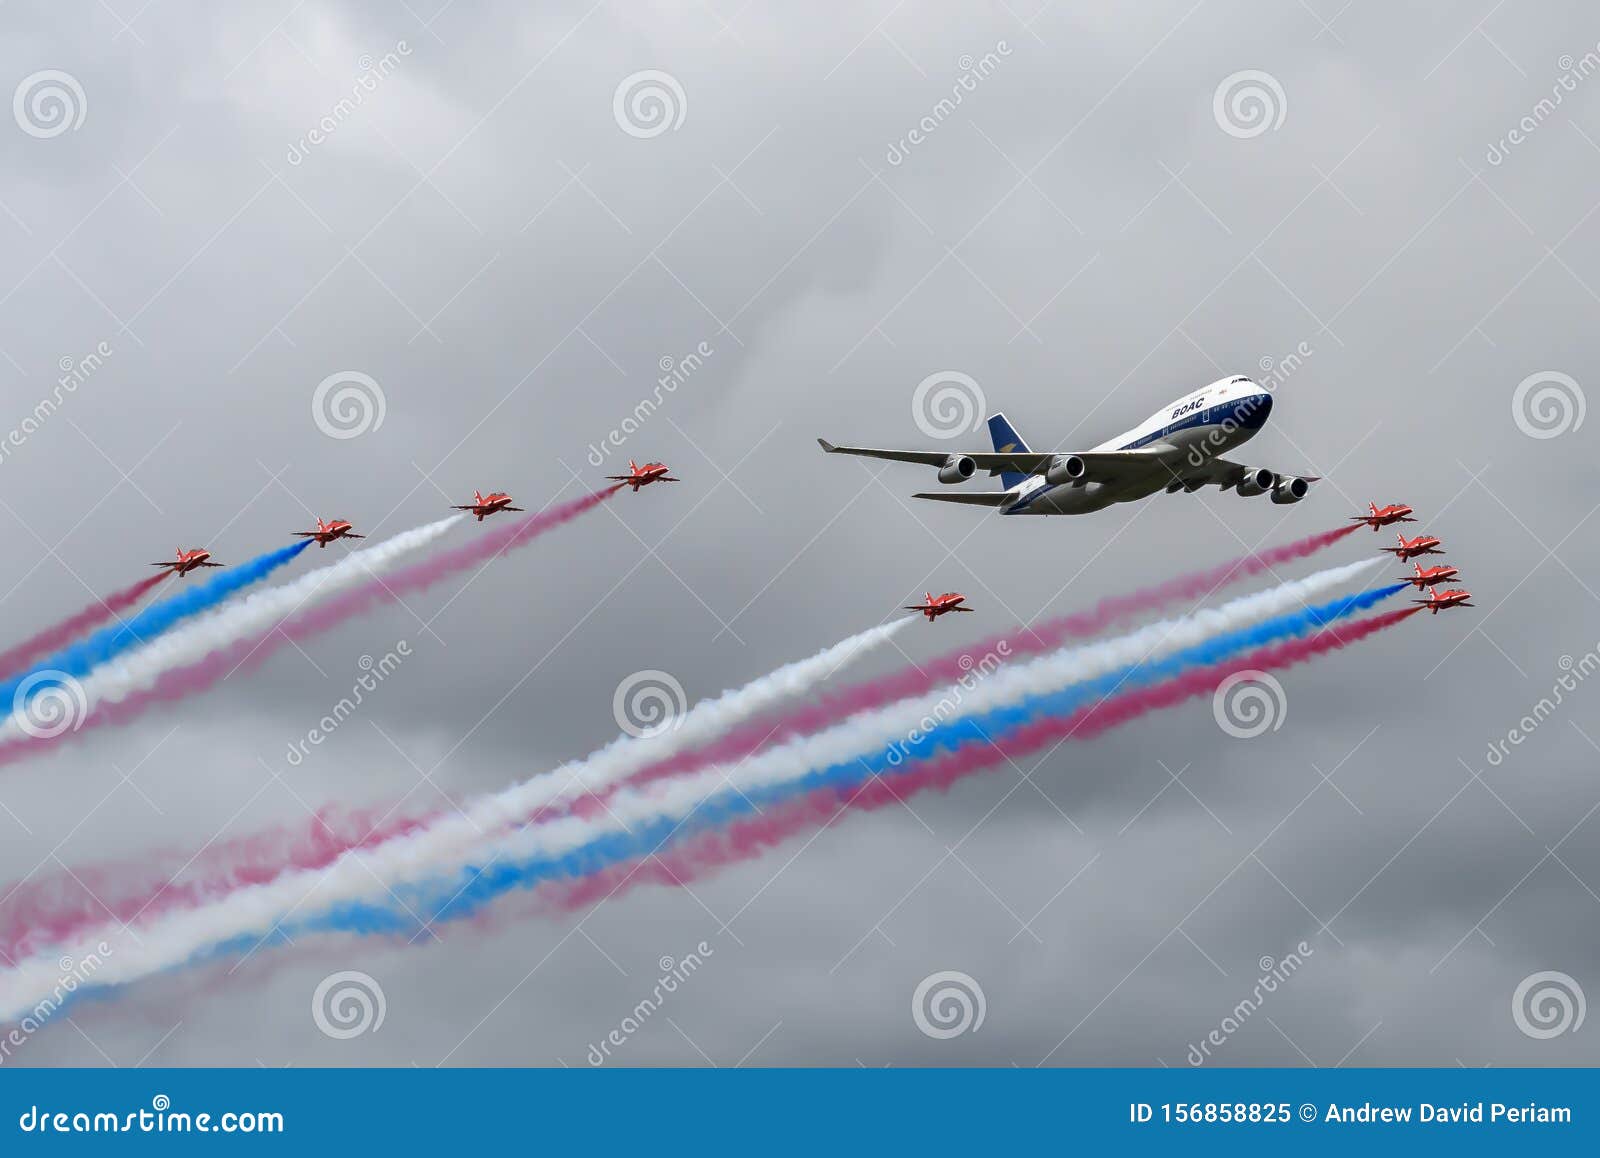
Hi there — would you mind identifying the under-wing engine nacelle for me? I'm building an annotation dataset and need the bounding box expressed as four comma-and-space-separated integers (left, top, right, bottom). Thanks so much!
1045, 454, 1087, 486
1271, 476, 1311, 504
1235, 468, 1276, 497
937, 454, 977, 484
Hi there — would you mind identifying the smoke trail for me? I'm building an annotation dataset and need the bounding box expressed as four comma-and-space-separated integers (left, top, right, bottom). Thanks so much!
385, 583, 1412, 924
0, 574, 168, 680
0, 542, 310, 718
63, 488, 612, 721
547, 607, 1423, 910
0, 489, 614, 766
0, 564, 1384, 1012
0, 618, 908, 959
0, 518, 465, 755
622, 524, 1365, 792
0, 524, 1354, 945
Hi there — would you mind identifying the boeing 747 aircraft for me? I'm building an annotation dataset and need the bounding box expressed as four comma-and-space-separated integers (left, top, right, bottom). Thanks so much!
818, 376, 1316, 516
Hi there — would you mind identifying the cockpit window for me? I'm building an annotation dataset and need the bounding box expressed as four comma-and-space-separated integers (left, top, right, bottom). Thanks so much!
1229, 376, 1251, 384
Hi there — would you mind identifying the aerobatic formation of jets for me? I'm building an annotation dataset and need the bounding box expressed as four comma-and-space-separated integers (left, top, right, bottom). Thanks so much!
903, 503, 1474, 626
1358, 500, 1471, 614
127, 464, 1472, 630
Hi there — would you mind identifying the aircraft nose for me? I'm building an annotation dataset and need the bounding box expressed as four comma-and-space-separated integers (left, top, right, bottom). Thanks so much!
1239, 390, 1272, 429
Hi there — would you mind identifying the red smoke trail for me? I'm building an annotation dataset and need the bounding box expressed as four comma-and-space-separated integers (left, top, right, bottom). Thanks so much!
0, 574, 167, 680
0, 804, 432, 960
0, 488, 620, 959
576, 523, 1366, 802
540, 606, 1421, 913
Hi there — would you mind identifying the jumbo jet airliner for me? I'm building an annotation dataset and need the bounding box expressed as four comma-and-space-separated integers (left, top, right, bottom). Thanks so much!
818, 376, 1316, 516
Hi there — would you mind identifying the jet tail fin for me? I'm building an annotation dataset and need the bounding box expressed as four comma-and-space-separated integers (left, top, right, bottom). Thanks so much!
986, 413, 1031, 490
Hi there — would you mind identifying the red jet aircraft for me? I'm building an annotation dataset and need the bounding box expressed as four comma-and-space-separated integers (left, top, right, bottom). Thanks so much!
1399, 562, 1460, 590
451, 490, 525, 521
149, 547, 224, 578
294, 518, 366, 548
902, 592, 972, 622
1350, 501, 1416, 531
1380, 532, 1444, 561
1414, 588, 1474, 614
607, 460, 679, 491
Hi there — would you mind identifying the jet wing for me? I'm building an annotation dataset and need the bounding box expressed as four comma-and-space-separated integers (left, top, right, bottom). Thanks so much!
1172, 456, 1322, 489
819, 438, 1183, 480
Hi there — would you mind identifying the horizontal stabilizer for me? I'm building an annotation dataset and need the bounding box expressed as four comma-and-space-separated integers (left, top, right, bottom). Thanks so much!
910, 492, 1015, 507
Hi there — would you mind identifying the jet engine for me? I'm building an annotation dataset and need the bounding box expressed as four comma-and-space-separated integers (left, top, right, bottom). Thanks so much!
1045, 454, 1087, 486
937, 454, 977, 484
1271, 476, 1311, 504
1235, 467, 1275, 497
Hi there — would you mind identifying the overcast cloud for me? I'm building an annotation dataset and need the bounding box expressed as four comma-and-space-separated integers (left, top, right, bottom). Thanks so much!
1, 0, 1597, 1066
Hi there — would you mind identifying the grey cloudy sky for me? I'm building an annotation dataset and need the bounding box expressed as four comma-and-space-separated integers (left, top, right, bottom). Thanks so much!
1, 0, 1597, 1066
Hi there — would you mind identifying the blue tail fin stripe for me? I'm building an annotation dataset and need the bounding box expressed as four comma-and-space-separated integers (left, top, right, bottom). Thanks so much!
986, 413, 1030, 490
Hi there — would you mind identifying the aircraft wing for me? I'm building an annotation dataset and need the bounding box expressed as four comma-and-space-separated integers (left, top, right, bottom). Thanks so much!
1172, 456, 1321, 489
819, 438, 1183, 480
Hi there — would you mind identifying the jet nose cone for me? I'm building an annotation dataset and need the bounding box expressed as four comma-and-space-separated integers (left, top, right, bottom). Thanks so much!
1241, 389, 1272, 429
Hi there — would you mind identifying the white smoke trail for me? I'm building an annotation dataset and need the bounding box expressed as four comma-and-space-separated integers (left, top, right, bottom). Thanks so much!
603, 618, 910, 766
0, 560, 1375, 1014
0, 517, 464, 741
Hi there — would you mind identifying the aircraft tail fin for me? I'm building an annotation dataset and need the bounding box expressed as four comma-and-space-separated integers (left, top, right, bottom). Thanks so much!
986, 412, 1031, 490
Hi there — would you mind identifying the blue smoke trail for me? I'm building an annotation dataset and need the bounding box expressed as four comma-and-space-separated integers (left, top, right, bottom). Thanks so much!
273, 583, 1410, 940
1, 540, 311, 713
